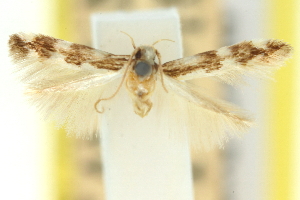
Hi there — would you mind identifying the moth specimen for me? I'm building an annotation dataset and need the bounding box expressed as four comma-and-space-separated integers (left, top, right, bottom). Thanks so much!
8, 33, 292, 149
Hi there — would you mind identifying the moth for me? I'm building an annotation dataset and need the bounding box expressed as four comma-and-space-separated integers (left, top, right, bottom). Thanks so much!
8, 33, 292, 149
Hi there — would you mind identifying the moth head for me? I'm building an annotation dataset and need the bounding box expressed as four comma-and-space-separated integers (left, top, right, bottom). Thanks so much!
133, 46, 157, 80
135, 46, 156, 64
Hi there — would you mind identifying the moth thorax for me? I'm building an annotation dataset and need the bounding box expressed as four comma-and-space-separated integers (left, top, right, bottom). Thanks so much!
134, 61, 152, 78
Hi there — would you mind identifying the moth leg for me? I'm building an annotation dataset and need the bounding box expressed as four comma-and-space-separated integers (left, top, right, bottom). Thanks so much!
94, 47, 141, 114
155, 50, 168, 93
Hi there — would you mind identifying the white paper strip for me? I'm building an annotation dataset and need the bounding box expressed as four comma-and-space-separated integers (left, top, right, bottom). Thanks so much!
91, 8, 194, 200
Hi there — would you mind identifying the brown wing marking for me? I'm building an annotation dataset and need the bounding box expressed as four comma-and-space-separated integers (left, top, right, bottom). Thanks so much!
88, 55, 130, 71
162, 50, 223, 77
59, 43, 129, 71
162, 40, 292, 78
9, 33, 61, 60
9, 33, 130, 71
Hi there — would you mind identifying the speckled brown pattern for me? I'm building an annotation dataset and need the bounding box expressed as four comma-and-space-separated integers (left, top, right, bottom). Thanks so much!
265, 40, 292, 60
228, 41, 266, 65
9, 34, 60, 59
9, 33, 130, 71
163, 50, 224, 77
163, 39, 292, 78
29, 35, 59, 58
59, 44, 129, 70
9, 34, 30, 59
59, 43, 98, 65
89, 56, 129, 70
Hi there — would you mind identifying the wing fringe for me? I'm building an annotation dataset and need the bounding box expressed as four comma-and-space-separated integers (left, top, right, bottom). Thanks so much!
165, 76, 252, 150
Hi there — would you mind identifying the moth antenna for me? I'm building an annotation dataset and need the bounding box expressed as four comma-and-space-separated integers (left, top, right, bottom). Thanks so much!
155, 50, 168, 93
152, 39, 175, 46
94, 47, 141, 113
120, 31, 136, 49
94, 99, 104, 113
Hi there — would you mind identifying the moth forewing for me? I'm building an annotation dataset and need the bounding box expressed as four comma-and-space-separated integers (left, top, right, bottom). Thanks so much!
162, 39, 293, 84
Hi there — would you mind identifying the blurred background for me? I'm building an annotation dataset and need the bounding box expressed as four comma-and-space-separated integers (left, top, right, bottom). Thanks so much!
0, 0, 298, 200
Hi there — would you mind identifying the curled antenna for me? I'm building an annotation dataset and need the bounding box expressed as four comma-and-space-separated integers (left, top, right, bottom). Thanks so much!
120, 31, 136, 49
152, 39, 175, 46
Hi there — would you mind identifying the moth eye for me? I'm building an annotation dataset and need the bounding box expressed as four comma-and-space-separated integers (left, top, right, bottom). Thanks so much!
135, 49, 142, 59
134, 61, 151, 76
